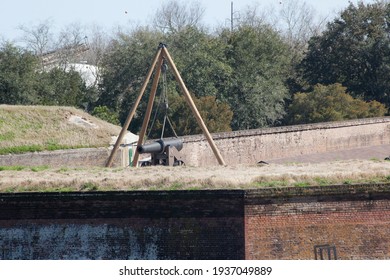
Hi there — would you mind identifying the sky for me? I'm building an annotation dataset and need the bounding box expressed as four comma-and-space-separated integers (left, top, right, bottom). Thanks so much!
0, 0, 377, 43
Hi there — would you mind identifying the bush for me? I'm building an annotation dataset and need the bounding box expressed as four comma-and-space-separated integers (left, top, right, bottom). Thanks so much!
91, 106, 120, 125
286, 83, 387, 125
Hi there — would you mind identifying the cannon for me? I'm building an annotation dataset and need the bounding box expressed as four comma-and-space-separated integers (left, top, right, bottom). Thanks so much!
137, 138, 184, 166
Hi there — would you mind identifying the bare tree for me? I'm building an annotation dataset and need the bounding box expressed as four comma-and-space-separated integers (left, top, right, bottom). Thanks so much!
153, 0, 205, 33
235, 3, 272, 29
276, 0, 326, 50
0, 36, 6, 46
18, 20, 90, 69
55, 22, 88, 68
18, 19, 53, 56
235, 1, 325, 52
84, 24, 109, 66
80, 25, 110, 88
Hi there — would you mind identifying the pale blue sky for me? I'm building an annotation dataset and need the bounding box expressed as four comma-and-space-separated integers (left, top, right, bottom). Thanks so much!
0, 0, 376, 42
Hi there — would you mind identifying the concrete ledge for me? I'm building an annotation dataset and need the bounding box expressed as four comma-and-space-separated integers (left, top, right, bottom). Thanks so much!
0, 147, 124, 168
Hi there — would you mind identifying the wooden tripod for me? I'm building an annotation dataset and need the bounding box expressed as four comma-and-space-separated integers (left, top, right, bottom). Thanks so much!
106, 43, 226, 167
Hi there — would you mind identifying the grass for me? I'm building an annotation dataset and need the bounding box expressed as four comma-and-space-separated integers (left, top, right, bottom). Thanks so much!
0, 105, 121, 154
255, 180, 289, 188
252, 172, 390, 190
30, 165, 50, 172
0, 159, 390, 193
314, 177, 331, 186
0, 165, 49, 172
3, 176, 390, 193
0, 165, 389, 193
0, 131, 15, 141
3, 185, 77, 193
0, 165, 26, 171
168, 182, 185, 190
294, 182, 311, 187
0, 144, 91, 155
79, 182, 99, 191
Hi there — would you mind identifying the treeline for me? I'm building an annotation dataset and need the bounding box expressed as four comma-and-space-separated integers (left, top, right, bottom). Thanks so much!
0, 1, 388, 137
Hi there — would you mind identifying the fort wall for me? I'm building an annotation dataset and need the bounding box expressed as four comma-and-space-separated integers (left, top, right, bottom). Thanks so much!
181, 117, 390, 166
0, 117, 389, 167
1, 185, 389, 260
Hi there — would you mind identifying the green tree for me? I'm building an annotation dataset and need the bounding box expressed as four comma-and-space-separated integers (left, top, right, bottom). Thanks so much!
286, 83, 387, 124
167, 26, 233, 102
161, 95, 233, 136
222, 24, 292, 130
99, 4, 305, 134
98, 26, 233, 135
98, 27, 164, 132
35, 68, 88, 107
0, 41, 95, 108
0, 42, 39, 104
98, 27, 163, 109
300, 1, 390, 108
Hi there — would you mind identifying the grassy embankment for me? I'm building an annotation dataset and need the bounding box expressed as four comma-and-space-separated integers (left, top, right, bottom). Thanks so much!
0, 105, 121, 155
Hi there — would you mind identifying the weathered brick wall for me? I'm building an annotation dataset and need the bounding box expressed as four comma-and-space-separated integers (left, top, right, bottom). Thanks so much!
181, 117, 390, 166
0, 191, 245, 260
245, 185, 390, 260
1, 185, 389, 260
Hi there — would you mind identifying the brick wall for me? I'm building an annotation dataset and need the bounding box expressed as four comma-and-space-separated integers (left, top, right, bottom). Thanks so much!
0, 191, 245, 260
245, 185, 390, 260
1, 185, 390, 260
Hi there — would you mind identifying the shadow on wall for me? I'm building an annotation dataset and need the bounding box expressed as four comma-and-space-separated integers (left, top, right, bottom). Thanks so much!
0, 191, 245, 260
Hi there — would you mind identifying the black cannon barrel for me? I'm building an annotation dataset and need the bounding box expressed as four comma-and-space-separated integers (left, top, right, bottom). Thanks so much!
137, 139, 183, 154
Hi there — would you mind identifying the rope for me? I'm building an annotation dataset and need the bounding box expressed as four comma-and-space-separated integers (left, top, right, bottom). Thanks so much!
147, 84, 163, 138
147, 58, 179, 139
166, 115, 178, 138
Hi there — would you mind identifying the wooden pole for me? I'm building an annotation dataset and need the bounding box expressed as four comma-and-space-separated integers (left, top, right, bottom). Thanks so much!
161, 47, 226, 166
105, 47, 162, 167
132, 55, 164, 167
